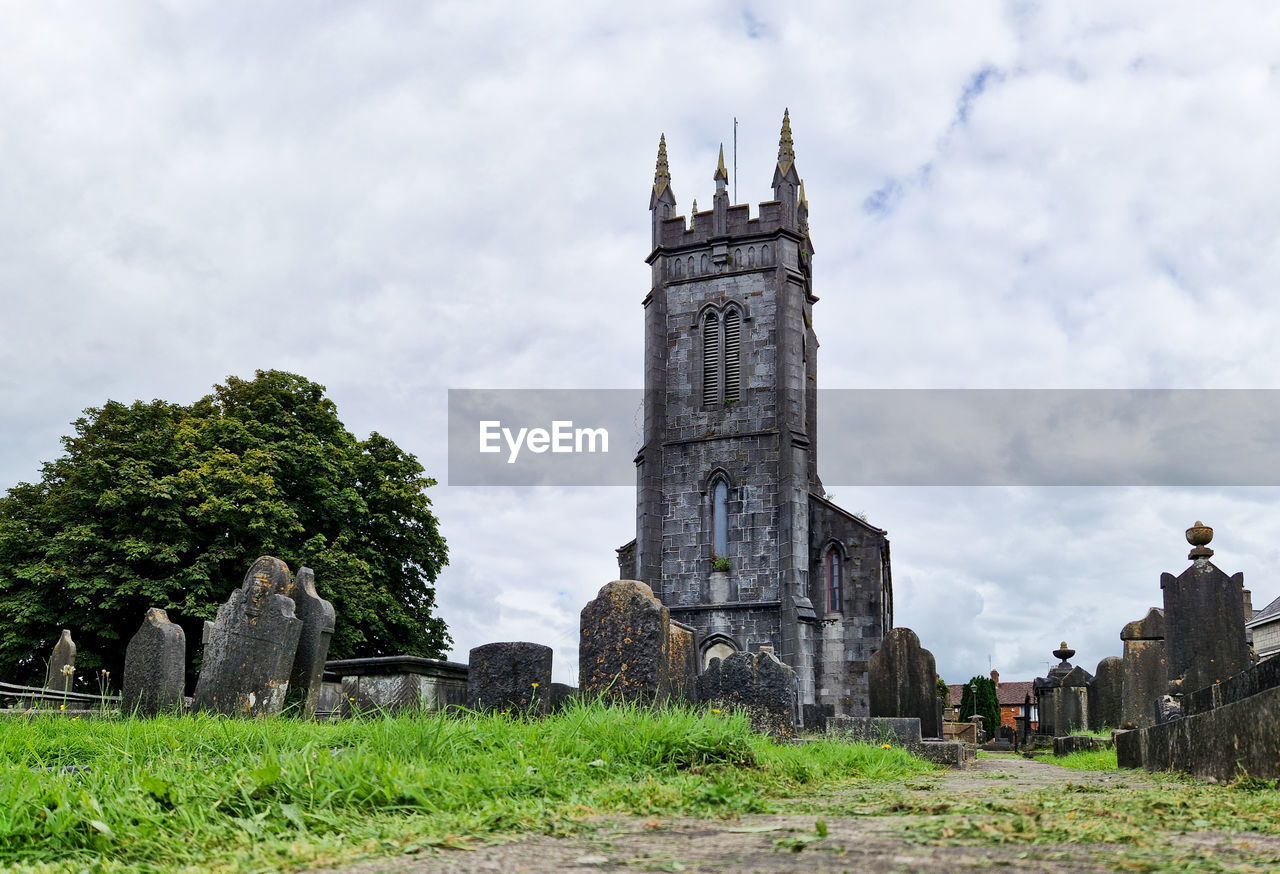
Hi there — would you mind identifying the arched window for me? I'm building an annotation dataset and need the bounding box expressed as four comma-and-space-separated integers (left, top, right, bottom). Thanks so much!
702, 311, 720, 404
825, 547, 842, 613
712, 479, 728, 557
701, 305, 742, 407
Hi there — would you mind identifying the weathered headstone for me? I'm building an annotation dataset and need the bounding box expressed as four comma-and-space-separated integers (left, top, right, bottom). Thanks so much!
1162, 522, 1250, 698
666, 619, 699, 703
192, 556, 303, 717
283, 566, 335, 718
1092, 656, 1122, 731
699, 650, 799, 737
1032, 641, 1077, 736
579, 580, 673, 703
1120, 607, 1167, 729
121, 608, 186, 716
44, 629, 76, 694
1057, 665, 1093, 734
867, 627, 940, 738
466, 642, 553, 713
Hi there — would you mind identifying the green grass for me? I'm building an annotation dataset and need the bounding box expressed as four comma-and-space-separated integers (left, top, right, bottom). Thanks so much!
0, 701, 934, 872
1052, 748, 1118, 770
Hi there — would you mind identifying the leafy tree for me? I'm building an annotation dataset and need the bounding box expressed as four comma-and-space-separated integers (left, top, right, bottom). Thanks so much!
958, 675, 1002, 738
0, 370, 449, 688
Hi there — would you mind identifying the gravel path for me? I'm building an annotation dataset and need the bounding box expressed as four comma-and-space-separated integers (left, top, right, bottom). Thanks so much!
310, 755, 1280, 874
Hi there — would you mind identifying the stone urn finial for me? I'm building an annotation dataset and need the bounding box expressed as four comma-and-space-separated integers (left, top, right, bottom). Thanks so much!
1186, 520, 1214, 560
1052, 642, 1075, 663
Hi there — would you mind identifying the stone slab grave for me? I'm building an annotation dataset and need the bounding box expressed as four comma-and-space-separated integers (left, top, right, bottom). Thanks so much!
466, 642, 553, 714
580, 580, 695, 704
867, 627, 940, 738
192, 556, 304, 717
121, 608, 185, 716
44, 629, 76, 694
328, 655, 468, 715
1093, 656, 1122, 731
828, 716, 973, 768
284, 566, 335, 718
699, 650, 798, 737
1053, 735, 1110, 756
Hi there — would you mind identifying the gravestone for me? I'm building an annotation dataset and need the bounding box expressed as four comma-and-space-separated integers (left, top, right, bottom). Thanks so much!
283, 566, 335, 718
192, 556, 303, 717
666, 619, 699, 703
1120, 607, 1167, 729
1032, 642, 1077, 736
1057, 665, 1093, 734
699, 650, 798, 737
867, 627, 940, 738
121, 608, 186, 716
1093, 656, 1123, 731
1162, 523, 1250, 698
579, 580, 673, 703
45, 629, 76, 694
466, 642, 553, 714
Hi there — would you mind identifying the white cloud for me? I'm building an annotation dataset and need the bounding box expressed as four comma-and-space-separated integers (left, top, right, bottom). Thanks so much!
2, 1, 1279, 688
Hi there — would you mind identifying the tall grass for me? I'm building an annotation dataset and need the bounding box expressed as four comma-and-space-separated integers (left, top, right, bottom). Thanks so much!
0, 700, 934, 872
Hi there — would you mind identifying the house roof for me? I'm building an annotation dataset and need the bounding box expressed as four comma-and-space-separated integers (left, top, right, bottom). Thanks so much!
948, 681, 1036, 707
1247, 594, 1280, 627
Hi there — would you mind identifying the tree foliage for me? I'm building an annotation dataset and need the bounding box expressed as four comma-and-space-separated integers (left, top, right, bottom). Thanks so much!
958, 675, 1002, 737
0, 370, 449, 687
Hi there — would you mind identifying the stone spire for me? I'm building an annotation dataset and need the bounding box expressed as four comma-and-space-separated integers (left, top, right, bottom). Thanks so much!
650, 134, 676, 246
714, 143, 729, 184
654, 134, 671, 196
776, 109, 796, 176
690, 199, 698, 230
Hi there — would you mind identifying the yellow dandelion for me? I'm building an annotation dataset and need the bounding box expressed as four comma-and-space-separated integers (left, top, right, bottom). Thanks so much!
59, 704, 66, 711
710, 708, 721, 714
531, 682, 539, 688
881, 744, 892, 749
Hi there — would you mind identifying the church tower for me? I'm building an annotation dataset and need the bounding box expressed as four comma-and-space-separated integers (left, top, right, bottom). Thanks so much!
618, 113, 892, 716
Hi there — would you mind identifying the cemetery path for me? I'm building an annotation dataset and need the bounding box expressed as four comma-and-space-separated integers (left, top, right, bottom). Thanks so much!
312, 754, 1280, 874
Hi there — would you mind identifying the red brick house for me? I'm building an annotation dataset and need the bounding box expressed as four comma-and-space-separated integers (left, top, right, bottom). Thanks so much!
948, 670, 1037, 731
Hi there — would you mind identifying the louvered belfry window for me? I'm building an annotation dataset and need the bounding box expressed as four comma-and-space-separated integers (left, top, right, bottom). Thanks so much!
702, 306, 741, 407
702, 311, 720, 404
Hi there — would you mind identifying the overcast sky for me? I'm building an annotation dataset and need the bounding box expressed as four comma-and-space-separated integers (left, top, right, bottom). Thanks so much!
4, 2, 1280, 686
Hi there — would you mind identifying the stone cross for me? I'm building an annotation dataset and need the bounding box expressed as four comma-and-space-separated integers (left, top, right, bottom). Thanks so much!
121, 608, 186, 716
283, 566, 335, 718
44, 629, 76, 694
192, 556, 303, 717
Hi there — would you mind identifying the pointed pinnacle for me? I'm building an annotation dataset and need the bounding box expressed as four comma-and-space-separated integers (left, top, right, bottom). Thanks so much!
690, 199, 698, 228
714, 143, 729, 182
654, 134, 671, 196
799, 180, 807, 207
777, 109, 795, 174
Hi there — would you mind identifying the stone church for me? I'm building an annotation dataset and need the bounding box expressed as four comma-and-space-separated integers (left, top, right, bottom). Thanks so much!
617, 112, 893, 717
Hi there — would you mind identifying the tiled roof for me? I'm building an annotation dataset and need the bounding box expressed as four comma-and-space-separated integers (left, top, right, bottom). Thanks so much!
1247, 594, 1280, 626
948, 681, 1036, 707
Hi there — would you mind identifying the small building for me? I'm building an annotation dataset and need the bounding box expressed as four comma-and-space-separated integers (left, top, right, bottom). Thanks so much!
1246, 594, 1280, 661
948, 670, 1037, 731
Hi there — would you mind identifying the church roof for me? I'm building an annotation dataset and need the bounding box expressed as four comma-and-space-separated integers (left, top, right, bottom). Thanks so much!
948, 681, 1035, 707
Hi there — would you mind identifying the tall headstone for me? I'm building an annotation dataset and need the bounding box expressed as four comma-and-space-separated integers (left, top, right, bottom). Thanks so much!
193, 556, 304, 717
867, 627, 940, 738
666, 619, 699, 703
1032, 641, 1077, 736
1162, 522, 1250, 698
1120, 607, 1166, 729
283, 566, 335, 718
1058, 665, 1093, 733
466, 642, 553, 714
579, 580, 673, 703
121, 608, 186, 716
699, 650, 799, 737
1092, 656, 1122, 731
44, 629, 76, 694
